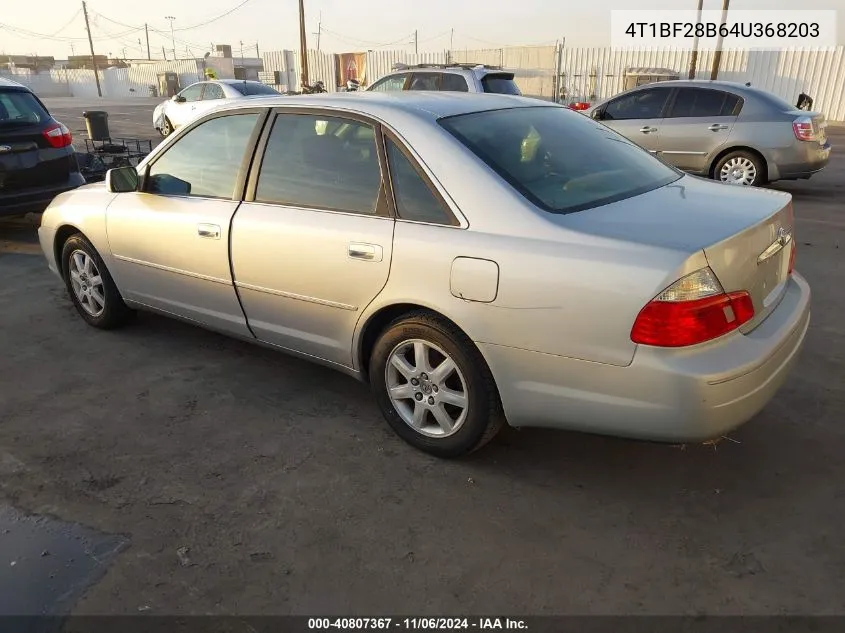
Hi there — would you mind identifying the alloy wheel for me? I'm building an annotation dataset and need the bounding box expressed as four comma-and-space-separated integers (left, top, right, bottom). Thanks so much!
68, 250, 106, 317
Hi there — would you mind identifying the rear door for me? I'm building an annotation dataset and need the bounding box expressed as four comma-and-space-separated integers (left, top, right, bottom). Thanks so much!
231, 110, 394, 367
0, 88, 72, 197
368, 73, 410, 92
408, 72, 442, 91
657, 87, 741, 173
599, 87, 672, 154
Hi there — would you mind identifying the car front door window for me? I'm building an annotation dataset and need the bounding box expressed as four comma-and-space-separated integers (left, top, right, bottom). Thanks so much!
604, 88, 670, 121
369, 74, 409, 92
178, 84, 203, 102
146, 113, 260, 198
202, 84, 225, 100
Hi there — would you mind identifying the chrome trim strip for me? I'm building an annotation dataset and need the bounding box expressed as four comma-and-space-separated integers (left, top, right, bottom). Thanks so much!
757, 229, 792, 264
660, 150, 708, 155
113, 255, 231, 285
235, 281, 358, 311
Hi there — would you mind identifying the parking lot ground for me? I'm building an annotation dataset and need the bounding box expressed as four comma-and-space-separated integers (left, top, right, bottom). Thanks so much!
1, 102, 844, 616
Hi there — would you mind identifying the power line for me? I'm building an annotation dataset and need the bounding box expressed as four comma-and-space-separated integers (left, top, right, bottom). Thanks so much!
48, 8, 82, 37
174, 0, 256, 32
321, 26, 413, 48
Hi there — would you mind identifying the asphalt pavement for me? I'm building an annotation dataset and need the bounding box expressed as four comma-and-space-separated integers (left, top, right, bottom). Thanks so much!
0, 101, 843, 617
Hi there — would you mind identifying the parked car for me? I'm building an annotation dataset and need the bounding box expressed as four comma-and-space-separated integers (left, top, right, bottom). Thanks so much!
585, 80, 830, 186
0, 77, 84, 217
368, 63, 521, 95
39, 93, 809, 457
153, 79, 280, 137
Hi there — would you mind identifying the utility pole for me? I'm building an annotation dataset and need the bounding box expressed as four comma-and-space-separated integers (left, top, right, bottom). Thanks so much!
240, 40, 244, 63
70, 42, 75, 57
165, 16, 176, 60
122, 47, 126, 59
145, 23, 151, 60
710, 0, 730, 79
81, 1, 102, 97
298, 0, 309, 88
450, 28, 454, 51
255, 42, 260, 58
162, 46, 167, 61
313, 11, 322, 52
414, 29, 418, 55
688, 0, 704, 79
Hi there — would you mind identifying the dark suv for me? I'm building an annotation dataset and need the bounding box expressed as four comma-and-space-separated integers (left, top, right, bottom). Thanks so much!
0, 78, 84, 217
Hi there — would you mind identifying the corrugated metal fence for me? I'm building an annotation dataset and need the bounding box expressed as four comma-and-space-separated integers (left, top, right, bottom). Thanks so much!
560, 46, 845, 121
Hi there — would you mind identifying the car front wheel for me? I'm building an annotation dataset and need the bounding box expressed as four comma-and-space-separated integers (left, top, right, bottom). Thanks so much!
715, 151, 765, 186
61, 234, 133, 329
369, 312, 505, 458
160, 117, 173, 137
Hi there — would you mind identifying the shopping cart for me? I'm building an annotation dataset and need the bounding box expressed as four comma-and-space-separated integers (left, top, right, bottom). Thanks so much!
77, 138, 154, 183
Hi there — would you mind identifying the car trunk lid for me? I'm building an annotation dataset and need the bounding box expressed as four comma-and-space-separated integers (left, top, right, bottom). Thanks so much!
557, 174, 795, 332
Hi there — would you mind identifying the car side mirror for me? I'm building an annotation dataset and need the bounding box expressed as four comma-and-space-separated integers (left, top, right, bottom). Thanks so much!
173, 95, 185, 103
591, 108, 603, 121
105, 166, 139, 193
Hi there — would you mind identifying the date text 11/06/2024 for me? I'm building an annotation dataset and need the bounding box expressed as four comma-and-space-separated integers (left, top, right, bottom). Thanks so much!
624, 21, 821, 39
308, 618, 528, 630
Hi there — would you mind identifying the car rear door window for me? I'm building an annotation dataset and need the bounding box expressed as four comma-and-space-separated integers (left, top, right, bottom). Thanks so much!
146, 113, 259, 198
369, 74, 409, 92
202, 83, 225, 100
386, 138, 455, 225
668, 88, 737, 118
604, 88, 670, 120
440, 74, 469, 92
408, 73, 441, 90
255, 113, 383, 215
0, 90, 48, 126
722, 93, 743, 116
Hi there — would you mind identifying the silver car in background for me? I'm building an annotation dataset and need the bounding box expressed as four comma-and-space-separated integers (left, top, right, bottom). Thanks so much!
38, 93, 810, 458
587, 80, 831, 186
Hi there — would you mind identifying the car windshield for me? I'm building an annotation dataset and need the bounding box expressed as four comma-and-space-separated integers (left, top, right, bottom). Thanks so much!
0, 89, 48, 127
229, 82, 280, 96
481, 75, 521, 95
440, 106, 681, 214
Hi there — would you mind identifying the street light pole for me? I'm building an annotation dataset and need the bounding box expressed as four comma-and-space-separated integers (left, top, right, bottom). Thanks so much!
688, 0, 704, 79
298, 0, 309, 88
710, 0, 731, 80
165, 16, 176, 60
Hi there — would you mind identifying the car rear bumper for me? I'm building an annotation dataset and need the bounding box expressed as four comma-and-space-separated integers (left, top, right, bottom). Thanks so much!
769, 141, 831, 180
480, 272, 811, 442
0, 174, 85, 217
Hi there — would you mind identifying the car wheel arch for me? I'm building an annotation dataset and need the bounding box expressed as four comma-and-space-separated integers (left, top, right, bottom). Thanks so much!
355, 303, 482, 382
709, 146, 768, 181
54, 224, 85, 275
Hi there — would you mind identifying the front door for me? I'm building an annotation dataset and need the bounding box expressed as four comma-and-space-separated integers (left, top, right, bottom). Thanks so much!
167, 83, 204, 128
600, 86, 672, 154
657, 87, 741, 173
107, 110, 264, 336
231, 111, 394, 367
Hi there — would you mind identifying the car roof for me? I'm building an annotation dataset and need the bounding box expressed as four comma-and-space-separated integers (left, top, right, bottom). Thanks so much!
209, 91, 547, 120
215, 79, 265, 85
0, 76, 29, 90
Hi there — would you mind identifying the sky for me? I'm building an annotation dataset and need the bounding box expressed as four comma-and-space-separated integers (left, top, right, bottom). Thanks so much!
1, 0, 843, 60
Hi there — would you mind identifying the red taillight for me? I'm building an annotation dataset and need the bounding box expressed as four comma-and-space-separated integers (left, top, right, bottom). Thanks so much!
788, 242, 796, 274
792, 116, 817, 142
568, 102, 591, 111
43, 122, 73, 148
631, 268, 755, 347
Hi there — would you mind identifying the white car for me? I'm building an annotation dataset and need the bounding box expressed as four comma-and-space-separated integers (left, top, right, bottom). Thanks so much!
153, 79, 280, 137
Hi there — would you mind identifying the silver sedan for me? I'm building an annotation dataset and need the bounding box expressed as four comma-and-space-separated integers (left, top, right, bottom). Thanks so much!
38, 92, 811, 457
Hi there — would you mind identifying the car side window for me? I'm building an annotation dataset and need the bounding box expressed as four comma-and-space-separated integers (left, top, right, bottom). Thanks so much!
386, 138, 454, 225
603, 88, 670, 120
145, 113, 259, 198
369, 74, 408, 92
178, 84, 203, 102
722, 93, 743, 116
202, 84, 225, 100
440, 73, 469, 92
408, 73, 441, 91
668, 88, 735, 118
255, 113, 383, 215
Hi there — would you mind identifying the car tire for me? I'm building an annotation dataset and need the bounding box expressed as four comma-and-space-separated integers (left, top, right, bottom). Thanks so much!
714, 150, 765, 186
160, 117, 173, 137
369, 311, 506, 458
61, 234, 134, 330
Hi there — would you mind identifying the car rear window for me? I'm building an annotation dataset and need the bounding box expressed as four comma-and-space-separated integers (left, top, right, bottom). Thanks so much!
481, 74, 521, 95
440, 106, 681, 214
229, 82, 279, 96
0, 89, 49, 127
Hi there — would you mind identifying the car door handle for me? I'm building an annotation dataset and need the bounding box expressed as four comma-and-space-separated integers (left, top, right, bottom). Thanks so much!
709, 124, 729, 131
197, 224, 221, 239
640, 126, 657, 134
348, 243, 383, 262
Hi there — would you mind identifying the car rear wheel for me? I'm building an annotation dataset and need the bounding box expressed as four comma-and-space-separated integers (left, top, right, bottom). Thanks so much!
715, 151, 764, 186
160, 117, 173, 137
369, 312, 505, 458
61, 234, 133, 329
